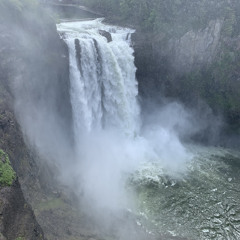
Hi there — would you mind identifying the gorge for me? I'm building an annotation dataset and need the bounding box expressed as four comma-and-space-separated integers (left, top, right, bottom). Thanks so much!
0, 1, 240, 240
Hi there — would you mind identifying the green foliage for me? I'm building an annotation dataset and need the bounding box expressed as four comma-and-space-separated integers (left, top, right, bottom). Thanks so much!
15, 237, 26, 240
0, 150, 16, 186
36, 198, 65, 212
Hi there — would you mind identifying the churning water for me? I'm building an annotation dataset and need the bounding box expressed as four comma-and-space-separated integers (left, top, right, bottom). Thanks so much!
130, 145, 240, 239
57, 19, 240, 239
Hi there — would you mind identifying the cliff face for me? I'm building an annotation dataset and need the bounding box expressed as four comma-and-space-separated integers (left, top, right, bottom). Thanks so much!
0, 1, 74, 238
167, 19, 223, 73
0, 148, 45, 239
0, 0, 73, 180
135, 19, 223, 75
0, 180, 45, 240
134, 19, 224, 92
133, 17, 240, 136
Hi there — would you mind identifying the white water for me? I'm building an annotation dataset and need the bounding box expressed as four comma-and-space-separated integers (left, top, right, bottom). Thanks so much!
58, 19, 139, 140
57, 19, 143, 210
132, 145, 240, 239
57, 19, 190, 212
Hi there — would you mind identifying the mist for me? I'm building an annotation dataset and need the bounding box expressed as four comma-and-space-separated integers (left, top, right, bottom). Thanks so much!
13, 67, 220, 212
1, 0, 240, 239
8, 11, 223, 238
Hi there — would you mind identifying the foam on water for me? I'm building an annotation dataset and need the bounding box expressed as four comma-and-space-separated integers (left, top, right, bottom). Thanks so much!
129, 145, 240, 239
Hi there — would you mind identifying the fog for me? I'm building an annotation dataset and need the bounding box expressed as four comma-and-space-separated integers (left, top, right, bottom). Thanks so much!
2, 1, 227, 239
13, 67, 221, 212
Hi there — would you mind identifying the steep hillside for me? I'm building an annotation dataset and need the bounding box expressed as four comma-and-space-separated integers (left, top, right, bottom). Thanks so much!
0, 0, 73, 239
0, 149, 45, 240
0, 0, 72, 185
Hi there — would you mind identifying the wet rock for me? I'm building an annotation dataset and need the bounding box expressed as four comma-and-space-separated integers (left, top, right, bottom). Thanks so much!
0, 180, 45, 239
99, 30, 112, 42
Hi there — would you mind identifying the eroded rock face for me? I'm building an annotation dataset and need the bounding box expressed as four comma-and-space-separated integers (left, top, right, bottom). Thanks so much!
167, 19, 223, 73
0, 180, 46, 240
133, 19, 224, 100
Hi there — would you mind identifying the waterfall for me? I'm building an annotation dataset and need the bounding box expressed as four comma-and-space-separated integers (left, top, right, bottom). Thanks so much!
57, 19, 140, 143
55, 19, 190, 213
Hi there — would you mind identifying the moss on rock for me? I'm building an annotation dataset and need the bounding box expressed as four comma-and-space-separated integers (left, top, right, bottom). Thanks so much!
0, 149, 16, 186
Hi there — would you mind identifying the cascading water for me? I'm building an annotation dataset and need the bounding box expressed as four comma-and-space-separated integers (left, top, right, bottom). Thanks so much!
56, 19, 145, 211
56, 19, 240, 240
57, 19, 139, 141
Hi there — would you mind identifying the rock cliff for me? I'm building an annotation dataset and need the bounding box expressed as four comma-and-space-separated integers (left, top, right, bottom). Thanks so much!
167, 19, 223, 73
133, 17, 240, 135
134, 19, 224, 94
0, 0, 73, 238
0, 179, 45, 240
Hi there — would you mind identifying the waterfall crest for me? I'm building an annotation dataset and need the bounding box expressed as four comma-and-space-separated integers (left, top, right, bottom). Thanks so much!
57, 19, 139, 142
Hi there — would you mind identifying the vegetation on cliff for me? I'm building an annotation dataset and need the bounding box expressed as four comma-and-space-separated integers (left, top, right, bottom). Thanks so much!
0, 0, 72, 238
0, 149, 15, 186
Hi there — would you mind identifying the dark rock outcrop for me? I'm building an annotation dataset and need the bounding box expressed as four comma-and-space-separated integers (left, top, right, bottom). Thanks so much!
0, 180, 45, 240
0, 1, 73, 178
75, 38, 83, 76
0, 1, 74, 239
99, 30, 112, 42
